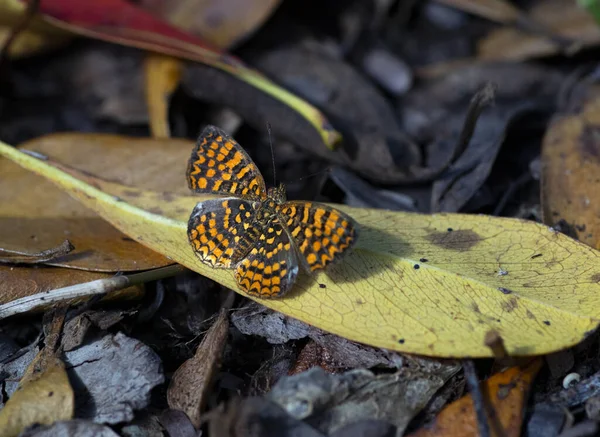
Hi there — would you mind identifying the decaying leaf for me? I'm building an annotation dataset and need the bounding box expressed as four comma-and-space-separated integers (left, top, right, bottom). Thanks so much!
207, 396, 328, 437
232, 303, 402, 370
541, 81, 600, 249
248, 45, 422, 184
401, 63, 563, 212
168, 308, 229, 428
29, 0, 340, 148
406, 359, 542, 437
0, 359, 74, 437
143, 53, 182, 138
19, 420, 120, 437
0, 239, 74, 264
2, 332, 165, 425
0, 309, 74, 437
477, 0, 600, 61
66, 332, 164, 423
0, 0, 71, 59
268, 364, 459, 435
0, 134, 175, 272
139, 0, 281, 49
2, 137, 600, 357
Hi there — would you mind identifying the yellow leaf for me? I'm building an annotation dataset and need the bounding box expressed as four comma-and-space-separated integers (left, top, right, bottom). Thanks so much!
0, 0, 71, 58
0, 356, 74, 437
144, 53, 183, 138
1, 137, 600, 358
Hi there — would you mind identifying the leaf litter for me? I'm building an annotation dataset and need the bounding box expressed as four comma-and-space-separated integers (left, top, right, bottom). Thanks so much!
4, 1, 600, 436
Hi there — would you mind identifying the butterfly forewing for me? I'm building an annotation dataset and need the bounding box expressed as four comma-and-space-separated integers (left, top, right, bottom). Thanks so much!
188, 198, 263, 268
278, 201, 357, 271
187, 126, 267, 199
235, 219, 299, 298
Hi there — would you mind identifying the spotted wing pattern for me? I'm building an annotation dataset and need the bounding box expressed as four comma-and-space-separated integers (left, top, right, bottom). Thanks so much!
187, 125, 267, 199
278, 201, 357, 271
188, 198, 263, 268
235, 218, 299, 298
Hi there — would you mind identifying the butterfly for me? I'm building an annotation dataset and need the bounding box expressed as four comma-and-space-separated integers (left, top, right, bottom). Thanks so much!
187, 126, 358, 298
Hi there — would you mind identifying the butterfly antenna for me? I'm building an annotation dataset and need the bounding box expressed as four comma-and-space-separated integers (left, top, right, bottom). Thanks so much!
290, 167, 332, 183
267, 122, 277, 186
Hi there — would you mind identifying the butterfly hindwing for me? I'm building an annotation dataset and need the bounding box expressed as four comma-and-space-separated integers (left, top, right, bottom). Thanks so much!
235, 218, 299, 298
187, 125, 267, 199
188, 198, 263, 268
277, 201, 357, 271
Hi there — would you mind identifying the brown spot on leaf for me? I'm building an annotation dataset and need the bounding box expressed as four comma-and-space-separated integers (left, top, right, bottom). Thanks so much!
501, 298, 518, 312
591, 273, 600, 283
526, 310, 536, 320
579, 125, 600, 158
552, 219, 579, 239
471, 303, 481, 313
426, 229, 482, 251
123, 190, 141, 198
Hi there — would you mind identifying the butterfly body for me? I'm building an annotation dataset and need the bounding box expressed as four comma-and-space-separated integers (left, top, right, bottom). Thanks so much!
187, 126, 357, 298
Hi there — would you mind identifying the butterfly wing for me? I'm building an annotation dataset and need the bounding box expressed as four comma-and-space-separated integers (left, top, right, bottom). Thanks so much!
278, 201, 357, 271
235, 218, 299, 298
188, 198, 264, 268
187, 125, 267, 199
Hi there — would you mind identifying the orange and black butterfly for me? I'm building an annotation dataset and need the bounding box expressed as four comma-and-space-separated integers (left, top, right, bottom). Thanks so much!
187, 126, 358, 298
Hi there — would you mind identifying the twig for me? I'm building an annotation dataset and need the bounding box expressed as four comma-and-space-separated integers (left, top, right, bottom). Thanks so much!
0, 264, 187, 320
463, 359, 491, 437
0, 240, 74, 264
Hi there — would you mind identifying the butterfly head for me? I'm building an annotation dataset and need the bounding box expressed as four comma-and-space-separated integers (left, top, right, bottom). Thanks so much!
267, 183, 287, 204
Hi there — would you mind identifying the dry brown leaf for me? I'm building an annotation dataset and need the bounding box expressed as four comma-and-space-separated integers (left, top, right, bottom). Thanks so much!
406, 359, 542, 437
478, 0, 600, 61
0, 133, 191, 272
167, 309, 230, 428
0, 0, 72, 59
541, 83, 600, 249
0, 309, 74, 437
0, 265, 120, 305
0, 239, 74, 264
436, 0, 521, 23
139, 0, 281, 49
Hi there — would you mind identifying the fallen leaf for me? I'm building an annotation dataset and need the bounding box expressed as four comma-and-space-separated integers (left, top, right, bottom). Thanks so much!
0, 0, 71, 58
207, 396, 327, 437
0, 310, 74, 437
0, 265, 182, 321
0, 134, 180, 271
401, 63, 563, 212
139, 0, 281, 50
268, 365, 459, 435
3, 332, 165, 424
436, 0, 521, 23
406, 359, 542, 437
2, 137, 600, 357
27, 0, 340, 148
477, 0, 600, 61
0, 239, 74, 264
249, 45, 423, 183
143, 53, 182, 138
232, 303, 402, 370
167, 308, 229, 428
541, 82, 600, 249
19, 420, 120, 437
65, 333, 164, 423
0, 358, 74, 436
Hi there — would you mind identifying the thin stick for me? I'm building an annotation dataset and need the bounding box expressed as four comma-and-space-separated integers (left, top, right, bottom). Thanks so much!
463, 360, 491, 437
0, 264, 186, 320
266, 122, 276, 186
